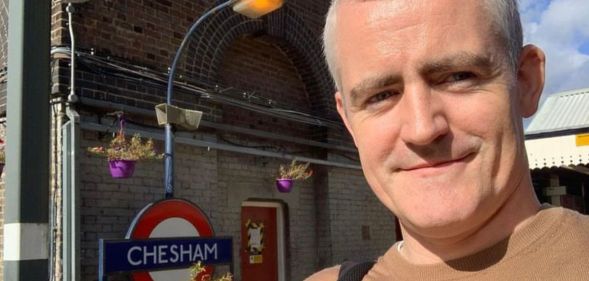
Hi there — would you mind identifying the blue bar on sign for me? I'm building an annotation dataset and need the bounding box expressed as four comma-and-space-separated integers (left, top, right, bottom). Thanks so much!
100, 237, 233, 273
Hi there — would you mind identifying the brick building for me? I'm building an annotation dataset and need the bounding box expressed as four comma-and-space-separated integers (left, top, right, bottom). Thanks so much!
0, 1, 396, 280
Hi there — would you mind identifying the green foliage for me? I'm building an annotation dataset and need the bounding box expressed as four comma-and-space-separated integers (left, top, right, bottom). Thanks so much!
87, 133, 162, 161
0, 138, 4, 163
189, 261, 233, 281
277, 160, 312, 180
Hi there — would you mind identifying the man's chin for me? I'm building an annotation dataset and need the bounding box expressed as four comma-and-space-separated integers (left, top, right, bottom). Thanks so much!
399, 205, 482, 239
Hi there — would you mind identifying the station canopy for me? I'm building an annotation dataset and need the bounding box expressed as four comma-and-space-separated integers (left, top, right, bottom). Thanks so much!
525, 87, 589, 171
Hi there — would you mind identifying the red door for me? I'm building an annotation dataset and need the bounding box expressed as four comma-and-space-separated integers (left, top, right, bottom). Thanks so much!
240, 205, 279, 281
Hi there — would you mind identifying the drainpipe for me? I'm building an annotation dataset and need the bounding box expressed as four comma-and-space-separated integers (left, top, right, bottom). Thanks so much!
61, 3, 81, 281
62, 108, 80, 281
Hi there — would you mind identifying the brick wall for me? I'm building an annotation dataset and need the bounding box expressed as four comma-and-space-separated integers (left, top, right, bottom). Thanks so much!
65, 0, 398, 279
78, 128, 338, 281
72, 0, 208, 72
217, 152, 319, 280
218, 35, 315, 142
216, 34, 325, 280
62, 0, 337, 119
79, 131, 222, 280
327, 167, 397, 262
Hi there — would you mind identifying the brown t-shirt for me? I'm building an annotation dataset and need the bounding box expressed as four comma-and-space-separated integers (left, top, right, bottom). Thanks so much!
365, 206, 589, 280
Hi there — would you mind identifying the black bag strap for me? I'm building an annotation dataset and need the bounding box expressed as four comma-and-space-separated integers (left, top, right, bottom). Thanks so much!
337, 260, 376, 281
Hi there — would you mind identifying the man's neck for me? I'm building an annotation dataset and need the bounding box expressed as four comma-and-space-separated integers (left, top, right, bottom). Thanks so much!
398, 180, 541, 265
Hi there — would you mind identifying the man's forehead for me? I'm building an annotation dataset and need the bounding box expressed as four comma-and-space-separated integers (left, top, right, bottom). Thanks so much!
333, 0, 505, 91
337, 0, 412, 15
335, 0, 487, 36
338, 0, 419, 16
336, 0, 483, 18
335, 0, 493, 53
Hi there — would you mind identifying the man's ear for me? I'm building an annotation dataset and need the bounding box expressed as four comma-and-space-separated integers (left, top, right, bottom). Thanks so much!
335, 91, 358, 145
517, 44, 546, 118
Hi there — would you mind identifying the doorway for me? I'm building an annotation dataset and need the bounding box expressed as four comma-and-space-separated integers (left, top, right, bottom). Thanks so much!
240, 201, 286, 281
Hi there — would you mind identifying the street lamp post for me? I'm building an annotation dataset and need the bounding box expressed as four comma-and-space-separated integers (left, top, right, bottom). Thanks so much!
163, 0, 283, 198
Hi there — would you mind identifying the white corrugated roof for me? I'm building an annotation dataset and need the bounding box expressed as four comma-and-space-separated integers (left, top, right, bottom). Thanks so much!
525, 135, 589, 169
525, 87, 589, 135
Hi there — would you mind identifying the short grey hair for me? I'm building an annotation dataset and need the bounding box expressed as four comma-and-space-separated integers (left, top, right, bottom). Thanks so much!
323, 0, 523, 91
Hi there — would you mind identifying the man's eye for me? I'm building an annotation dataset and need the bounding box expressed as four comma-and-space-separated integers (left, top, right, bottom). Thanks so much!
366, 91, 395, 104
446, 72, 476, 83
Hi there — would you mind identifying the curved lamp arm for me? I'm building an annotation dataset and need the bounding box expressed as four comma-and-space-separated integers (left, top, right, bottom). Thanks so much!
163, 0, 284, 198
164, 0, 235, 198
166, 0, 236, 105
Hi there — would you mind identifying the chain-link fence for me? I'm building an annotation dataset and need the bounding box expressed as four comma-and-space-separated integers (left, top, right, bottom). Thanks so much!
0, 0, 8, 70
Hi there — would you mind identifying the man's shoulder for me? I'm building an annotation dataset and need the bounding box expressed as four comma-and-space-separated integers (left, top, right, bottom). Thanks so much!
536, 206, 589, 237
304, 265, 341, 281
553, 206, 589, 225
560, 207, 589, 234
527, 207, 589, 279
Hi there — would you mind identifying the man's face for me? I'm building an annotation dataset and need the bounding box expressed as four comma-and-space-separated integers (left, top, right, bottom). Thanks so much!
335, 0, 535, 238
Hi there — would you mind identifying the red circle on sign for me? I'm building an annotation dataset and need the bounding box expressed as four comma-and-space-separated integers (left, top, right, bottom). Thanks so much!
126, 198, 214, 281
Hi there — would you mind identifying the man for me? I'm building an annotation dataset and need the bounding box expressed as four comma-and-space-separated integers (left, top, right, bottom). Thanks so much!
307, 0, 589, 280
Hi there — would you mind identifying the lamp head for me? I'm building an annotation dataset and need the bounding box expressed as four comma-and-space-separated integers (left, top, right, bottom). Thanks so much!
232, 0, 283, 19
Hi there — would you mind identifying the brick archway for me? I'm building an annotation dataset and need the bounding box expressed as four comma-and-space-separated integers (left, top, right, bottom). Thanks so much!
183, 4, 337, 121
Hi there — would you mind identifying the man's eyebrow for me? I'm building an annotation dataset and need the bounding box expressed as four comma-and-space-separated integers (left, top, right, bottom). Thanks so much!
346, 53, 500, 105
420, 52, 500, 76
349, 74, 402, 104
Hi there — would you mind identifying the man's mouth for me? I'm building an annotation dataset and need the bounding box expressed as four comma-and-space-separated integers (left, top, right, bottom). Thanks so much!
401, 153, 473, 172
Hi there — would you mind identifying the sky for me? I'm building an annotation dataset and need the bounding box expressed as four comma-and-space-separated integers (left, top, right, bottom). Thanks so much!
520, 0, 589, 125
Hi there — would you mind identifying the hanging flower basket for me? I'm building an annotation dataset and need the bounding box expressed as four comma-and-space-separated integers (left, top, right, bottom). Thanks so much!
275, 160, 312, 193
0, 138, 5, 174
275, 178, 294, 193
87, 114, 162, 179
108, 160, 136, 179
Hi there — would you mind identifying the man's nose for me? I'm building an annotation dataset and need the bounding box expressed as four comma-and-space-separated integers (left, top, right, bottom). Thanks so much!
399, 85, 449, 146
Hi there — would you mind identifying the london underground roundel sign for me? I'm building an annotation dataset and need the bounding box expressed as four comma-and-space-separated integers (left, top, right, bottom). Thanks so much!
125, 198, 214, 281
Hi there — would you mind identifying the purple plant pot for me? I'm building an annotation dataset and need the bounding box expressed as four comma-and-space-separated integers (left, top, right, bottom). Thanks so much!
276, 178, 294, 193
108, 160, 136, 179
